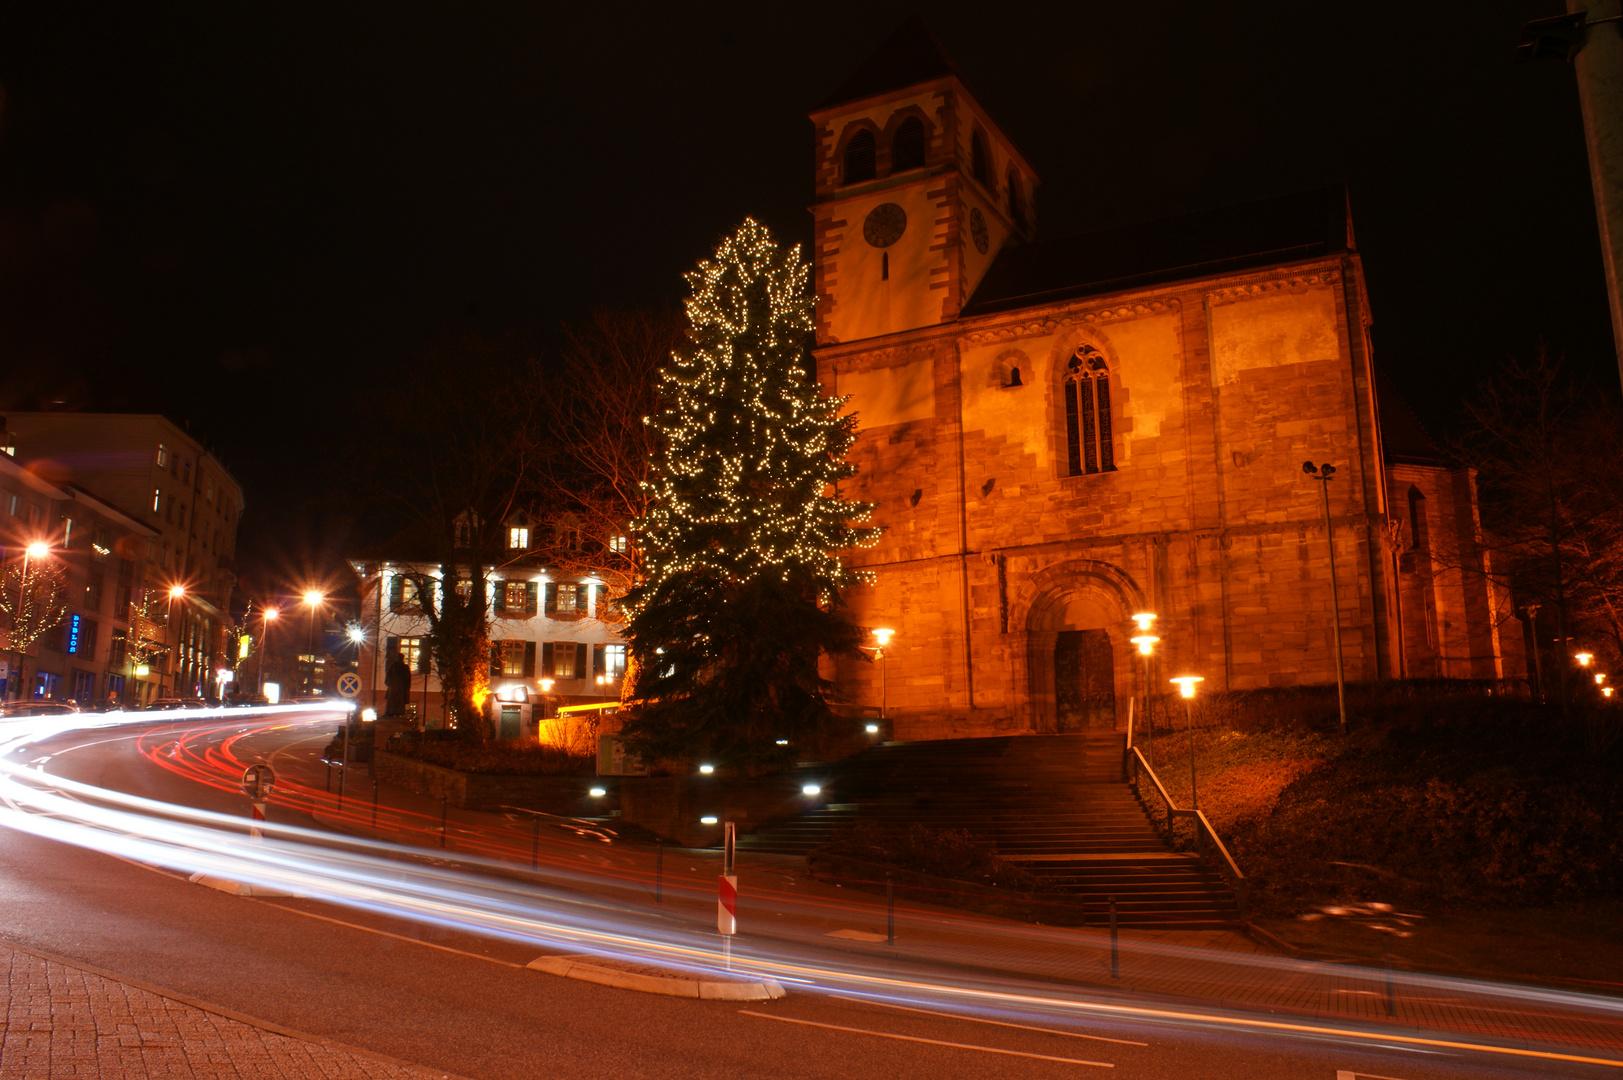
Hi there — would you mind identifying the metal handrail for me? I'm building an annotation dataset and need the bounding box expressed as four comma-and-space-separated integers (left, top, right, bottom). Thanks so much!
1127, 746, 1249, 917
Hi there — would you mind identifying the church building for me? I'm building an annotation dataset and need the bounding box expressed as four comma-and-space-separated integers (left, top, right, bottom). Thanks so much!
814, 23, 1523, 740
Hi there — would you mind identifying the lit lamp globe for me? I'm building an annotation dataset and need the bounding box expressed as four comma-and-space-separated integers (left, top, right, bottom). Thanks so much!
347, 627, 366, 644
26, 541, 49, 559
1130, 634, 1159, 656
303, 590, 324, 607
1171, 676, 1204, 699
1131, 612, 1157, 633
169, 584, 186, 599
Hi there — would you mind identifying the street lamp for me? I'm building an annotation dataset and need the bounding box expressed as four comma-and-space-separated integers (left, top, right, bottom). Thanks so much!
871, 627, 894, 724
1303, 461, 1348, 734
1170, 676, 1204, 811
165, 585, 186, 697
12, 542, 51, 700
1129, 612, 1158, 752
302, 590, 326, 695
1576, 652, 1594, 668
257, 607, 279, 695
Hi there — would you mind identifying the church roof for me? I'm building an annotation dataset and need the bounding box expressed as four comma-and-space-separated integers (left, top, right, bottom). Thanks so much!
960, 185, 1354, 318
1376, 374, 1452, 466
816, 16, 973, 110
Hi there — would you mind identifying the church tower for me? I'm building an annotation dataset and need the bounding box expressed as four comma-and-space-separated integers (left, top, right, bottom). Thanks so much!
808, 19, 1039, 346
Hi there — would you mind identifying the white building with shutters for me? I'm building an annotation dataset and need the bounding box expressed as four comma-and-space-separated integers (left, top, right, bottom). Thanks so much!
348, 547, 627, 735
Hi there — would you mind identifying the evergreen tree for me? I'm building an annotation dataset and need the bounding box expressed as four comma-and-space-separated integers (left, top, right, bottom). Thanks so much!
623, 219, 881, 768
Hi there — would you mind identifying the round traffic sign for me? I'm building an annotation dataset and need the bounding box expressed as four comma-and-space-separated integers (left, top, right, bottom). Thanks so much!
336, 672, 362, 699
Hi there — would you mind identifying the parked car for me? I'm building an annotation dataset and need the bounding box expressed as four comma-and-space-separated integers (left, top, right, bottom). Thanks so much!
225, 693, 272, 708
145, 698, 189, 711
0, 700, 80, 717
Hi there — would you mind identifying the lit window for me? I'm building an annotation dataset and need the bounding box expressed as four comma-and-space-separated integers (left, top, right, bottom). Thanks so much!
499, 640, 526, 676
604, 643, 627, 678
393, 636, 424, 672
1062, 345, 1116, 476
552, 643, 578, 679
156, 444, 169, 468
63, 518, 73, 548
509, 527, 529, 550
504, 580, 528, 611
609, 535, 629, 554
153, 489, 161, 513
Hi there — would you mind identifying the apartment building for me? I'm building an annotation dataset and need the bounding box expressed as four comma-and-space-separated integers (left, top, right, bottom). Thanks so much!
1, 414, 244, 701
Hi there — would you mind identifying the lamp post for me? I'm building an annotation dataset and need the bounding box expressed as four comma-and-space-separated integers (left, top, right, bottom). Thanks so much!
165, 585, 186, 697
1522, 604, 1545, 703
257, 608, 279, 695
302, 590, 325, 695
1170, 676, 1204, 811
871, 627, 894, 724
1129, 612, 1158, 753
12, 542, 50, 700
1303, 462, 1348, 734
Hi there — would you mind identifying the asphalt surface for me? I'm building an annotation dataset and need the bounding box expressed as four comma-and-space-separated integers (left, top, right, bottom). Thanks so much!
0, 711, 1613, 1080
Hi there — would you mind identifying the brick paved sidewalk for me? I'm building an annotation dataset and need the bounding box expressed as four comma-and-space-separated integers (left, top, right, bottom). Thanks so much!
0, 942, 463, 1080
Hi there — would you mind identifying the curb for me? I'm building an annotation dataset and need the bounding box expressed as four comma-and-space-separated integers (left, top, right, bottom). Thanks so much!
526, 954, 786, 1001
188, 872, 295, 898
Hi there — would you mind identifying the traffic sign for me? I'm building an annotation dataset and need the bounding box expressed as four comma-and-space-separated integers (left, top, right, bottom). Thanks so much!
242, 763, 275, 800
335, 672, 362, 699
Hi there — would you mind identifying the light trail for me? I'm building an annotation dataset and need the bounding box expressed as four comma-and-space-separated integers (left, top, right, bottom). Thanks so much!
5, 705, 1623, 1073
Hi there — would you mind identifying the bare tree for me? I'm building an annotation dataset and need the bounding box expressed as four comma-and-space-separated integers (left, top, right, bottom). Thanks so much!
369, 335, 543, 734
532, 308, 681, 600
0, 554, 69, 698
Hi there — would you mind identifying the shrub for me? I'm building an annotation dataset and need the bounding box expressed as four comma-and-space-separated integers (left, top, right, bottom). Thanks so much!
388, 732, 593, 776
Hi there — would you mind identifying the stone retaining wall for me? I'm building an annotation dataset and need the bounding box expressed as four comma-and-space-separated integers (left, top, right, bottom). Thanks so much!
372, 750, 612, 815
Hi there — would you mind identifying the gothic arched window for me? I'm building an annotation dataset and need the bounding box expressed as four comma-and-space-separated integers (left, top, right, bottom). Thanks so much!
844, 130, 876, 184
1063, 345, 1115, 476
892, 117, 926, 171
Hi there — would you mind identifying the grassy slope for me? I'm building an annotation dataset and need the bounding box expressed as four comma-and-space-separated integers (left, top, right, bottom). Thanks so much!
1135, 701, 1623, 985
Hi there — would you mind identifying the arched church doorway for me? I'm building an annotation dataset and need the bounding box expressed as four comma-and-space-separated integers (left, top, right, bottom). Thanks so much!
1054, 629, 1116, 731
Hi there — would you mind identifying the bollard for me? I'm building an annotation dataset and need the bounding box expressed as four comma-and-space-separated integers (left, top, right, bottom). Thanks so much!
439, 794, 448, 848
325, 761, 332, 793
371, 775, 379, 826
1385, 941, 1397, 1017
531, 815, 541, 871
655, 841, 663, 903
1110, 896, 1119, 979
886, 873, 895, 945
337, 763, 345, 810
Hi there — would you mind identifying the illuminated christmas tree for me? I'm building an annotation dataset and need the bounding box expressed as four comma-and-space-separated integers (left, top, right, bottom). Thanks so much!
624, 218, 881, 767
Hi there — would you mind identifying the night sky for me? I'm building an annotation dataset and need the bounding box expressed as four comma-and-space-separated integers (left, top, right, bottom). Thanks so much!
0, 2, 1610, 596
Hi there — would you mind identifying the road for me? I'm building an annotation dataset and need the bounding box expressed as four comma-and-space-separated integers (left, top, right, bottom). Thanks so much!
0, 707, 1615, 1080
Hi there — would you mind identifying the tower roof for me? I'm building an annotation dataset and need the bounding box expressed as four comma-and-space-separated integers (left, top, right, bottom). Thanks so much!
816, 16, 974, 110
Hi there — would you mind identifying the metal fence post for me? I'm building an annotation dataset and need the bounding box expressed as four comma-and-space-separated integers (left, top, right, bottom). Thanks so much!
531, 814, 541, 871
886, 873, 895, 946
439, 794, 448, 848
655, 840, 664, 903
371, 775, 379, 826
1110, 896, 1119, 979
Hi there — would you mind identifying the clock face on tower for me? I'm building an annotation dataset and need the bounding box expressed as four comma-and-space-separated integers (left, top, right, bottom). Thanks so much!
969, 208, 989, 254
863, 203, 907, 248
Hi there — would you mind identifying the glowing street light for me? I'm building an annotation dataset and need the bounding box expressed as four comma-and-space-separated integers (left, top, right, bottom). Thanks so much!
14, 541, 53, 701
301, 590, 326, 695
1576, 652, 1594, 668
257, 607, 279, 695
1605, 687, 1615, 699
25, 541, 49, 560
871, 627, 894, 726
1129, 613, 1158, 751
163, 584, 188, 698
1170, 676, 1205, 811
1597, 672, 1608, 686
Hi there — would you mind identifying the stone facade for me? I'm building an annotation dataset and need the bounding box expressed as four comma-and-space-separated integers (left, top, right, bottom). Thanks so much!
810, 26, 1518, 741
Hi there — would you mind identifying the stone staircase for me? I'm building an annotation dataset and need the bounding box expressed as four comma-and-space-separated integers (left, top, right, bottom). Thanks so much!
738, 732, 1241, 929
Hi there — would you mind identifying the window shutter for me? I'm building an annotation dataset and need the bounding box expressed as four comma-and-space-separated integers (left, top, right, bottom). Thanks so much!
490, 641, 502, 678
544, 582, 557, 614
541, 642, 555, 678
526, 582, 538, 615
593, 644, 605, 676
523, 641, 536, 677
417, 642, 432, 674
575, 643, 588, 680
386, 635, 399, 660
389, 577, 403, 610
493, 582, 506, 614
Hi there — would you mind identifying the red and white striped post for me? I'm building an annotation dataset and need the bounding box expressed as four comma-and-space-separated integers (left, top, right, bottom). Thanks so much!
717, 821, 737, 937
250, 802, 266, 842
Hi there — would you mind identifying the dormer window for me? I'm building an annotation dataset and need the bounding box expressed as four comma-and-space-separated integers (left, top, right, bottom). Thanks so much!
509, 526, 529, 550
892, 117, 925, 171
844, 130, 876, 184
970, 130, 991, 188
